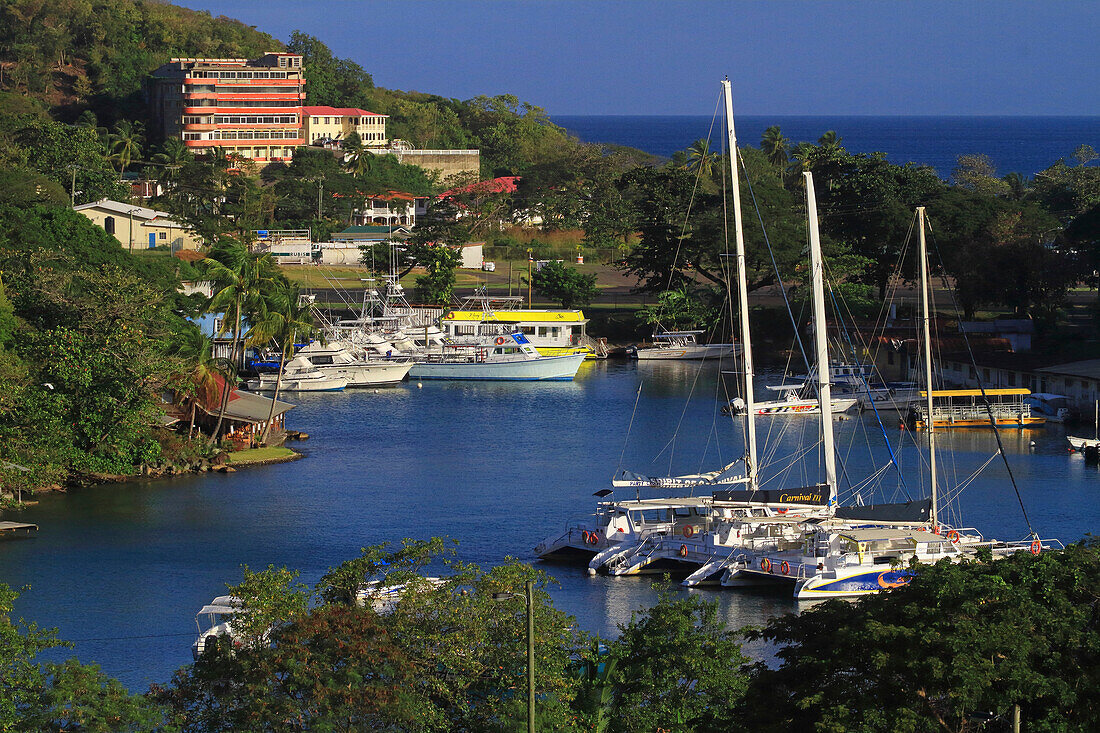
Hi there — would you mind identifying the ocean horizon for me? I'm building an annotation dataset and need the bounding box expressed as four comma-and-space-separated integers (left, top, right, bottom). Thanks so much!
551, 115, 1100, 179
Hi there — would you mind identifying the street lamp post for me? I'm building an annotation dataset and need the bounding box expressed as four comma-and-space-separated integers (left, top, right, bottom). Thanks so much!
493, 579, 535, 733
527, 249, 533, 308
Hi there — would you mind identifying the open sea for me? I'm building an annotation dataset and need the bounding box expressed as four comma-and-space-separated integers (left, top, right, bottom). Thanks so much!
2, 362, 1099, 691
552, 115, 1100, 179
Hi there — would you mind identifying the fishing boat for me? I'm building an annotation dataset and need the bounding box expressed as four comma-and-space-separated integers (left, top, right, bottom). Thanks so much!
248, 355, 348, 392
631, 330, 739, 361
904, 388, 1045, 429
409, 332, 586, 381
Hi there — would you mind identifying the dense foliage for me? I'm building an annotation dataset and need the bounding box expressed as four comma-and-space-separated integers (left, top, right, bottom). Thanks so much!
5, 540, 1100, 730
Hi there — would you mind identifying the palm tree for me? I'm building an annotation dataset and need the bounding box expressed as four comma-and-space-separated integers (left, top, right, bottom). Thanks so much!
152, 138, 193, 186
202, 243, 279, 443
760, 125, 790, 168
685, 139, 716, 178
246, 282, 314, 444
343, 132, 373, 178
109, 120, 145, 175
817, 130, 843, 152
173, 329, 231, 438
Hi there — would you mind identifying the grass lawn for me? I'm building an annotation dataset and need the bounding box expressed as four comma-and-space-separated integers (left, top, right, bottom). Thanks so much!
226, 446, 299, 465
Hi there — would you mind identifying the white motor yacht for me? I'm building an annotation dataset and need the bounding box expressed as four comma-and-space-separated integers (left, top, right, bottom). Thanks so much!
294, 340, 412, 386
192, 595, 242, 659
632, 330, 739, 360
248, 355, 348, 392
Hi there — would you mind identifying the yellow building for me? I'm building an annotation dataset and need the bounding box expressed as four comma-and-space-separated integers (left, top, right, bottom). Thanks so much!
302, 105, 388, 146
74, 199, 203, 252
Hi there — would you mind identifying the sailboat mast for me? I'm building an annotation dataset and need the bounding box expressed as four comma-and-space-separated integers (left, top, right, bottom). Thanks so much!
804, 172, 838, 501
722, 79, 758, 489
917, 207, 939, 528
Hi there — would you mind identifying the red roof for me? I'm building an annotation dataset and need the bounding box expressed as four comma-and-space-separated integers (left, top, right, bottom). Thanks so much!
302, 106, 386, 117
439, 176, 520, 199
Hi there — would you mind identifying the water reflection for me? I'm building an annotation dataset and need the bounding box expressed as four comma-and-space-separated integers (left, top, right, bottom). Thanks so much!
1, 359, 1097, 690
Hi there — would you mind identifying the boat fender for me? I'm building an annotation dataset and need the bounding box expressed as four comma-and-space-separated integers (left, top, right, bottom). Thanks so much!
1030, 540, 1041, 555
780, 561, 790, 576
588, 531, 600, 545
444, 312, 455, 319
947, 530, 960, 544
682, 525, 695, 538
679, 544, 688, 558
760, 558, 772, 573
495, 336, 506, 345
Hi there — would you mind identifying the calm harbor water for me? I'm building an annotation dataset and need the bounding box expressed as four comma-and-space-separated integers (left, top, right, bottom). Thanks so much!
552, 115, 1100, 179
2, 360, 1098, 690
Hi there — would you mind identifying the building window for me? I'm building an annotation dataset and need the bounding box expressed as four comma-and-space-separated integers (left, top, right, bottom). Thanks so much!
159, 232, 167, 240
104, 216, 115, 234
312, 117, 318, 124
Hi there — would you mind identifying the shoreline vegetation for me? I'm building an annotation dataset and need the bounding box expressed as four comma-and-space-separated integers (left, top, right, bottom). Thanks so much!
0, 1, 1099, 729
4, 538, 1100, 730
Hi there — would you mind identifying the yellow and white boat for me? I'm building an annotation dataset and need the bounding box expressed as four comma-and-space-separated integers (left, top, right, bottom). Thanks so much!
440, 301, 602, 358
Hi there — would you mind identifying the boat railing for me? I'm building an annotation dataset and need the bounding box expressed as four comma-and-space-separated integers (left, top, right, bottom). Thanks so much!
917, 401, 1033, 420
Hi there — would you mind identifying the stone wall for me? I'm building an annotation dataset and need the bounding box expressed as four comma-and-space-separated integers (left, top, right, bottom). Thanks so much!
381, 149, 481, 184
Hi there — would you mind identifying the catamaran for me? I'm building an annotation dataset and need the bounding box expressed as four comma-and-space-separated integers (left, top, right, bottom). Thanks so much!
728, 202, 1060, 599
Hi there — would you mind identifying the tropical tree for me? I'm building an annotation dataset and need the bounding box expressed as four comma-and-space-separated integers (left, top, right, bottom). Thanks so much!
685, 139, 716, 178
342, 131, 373, 177
151, 138, 193, 186
108, 119, 144, 175
760, 125, 790, 168
202, 242, 279, 443
246, 282, 314, 444
531, 260, 599, 308
171, 328, 229, 439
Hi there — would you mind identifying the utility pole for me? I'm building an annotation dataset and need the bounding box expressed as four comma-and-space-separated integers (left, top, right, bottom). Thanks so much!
1013, 704, 1021, 733
128, 208, 137, 253
508, 259, 513, 297
527, 249, 533, 308
317, 180, 324, 220
69, 165, 78, 206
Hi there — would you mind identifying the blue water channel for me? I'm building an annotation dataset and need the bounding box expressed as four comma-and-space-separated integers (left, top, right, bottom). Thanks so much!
2, 360, 1097, 690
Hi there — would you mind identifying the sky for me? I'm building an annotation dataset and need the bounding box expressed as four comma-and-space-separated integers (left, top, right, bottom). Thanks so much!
174, 0, 1100, 116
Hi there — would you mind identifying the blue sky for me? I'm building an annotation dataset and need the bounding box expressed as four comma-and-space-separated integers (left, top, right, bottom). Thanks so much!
176, 0, 1099, 116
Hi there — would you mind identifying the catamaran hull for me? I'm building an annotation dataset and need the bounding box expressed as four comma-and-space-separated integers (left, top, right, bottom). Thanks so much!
410, 353, 585, 381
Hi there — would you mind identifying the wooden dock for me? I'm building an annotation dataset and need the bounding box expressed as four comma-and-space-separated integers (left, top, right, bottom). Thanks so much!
0, 521, 38, 538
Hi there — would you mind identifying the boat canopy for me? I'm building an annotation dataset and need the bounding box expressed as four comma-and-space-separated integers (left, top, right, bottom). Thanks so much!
653, 330, 705, 338
919, 388, 1031, 397
612, 459, 746, 488
197, 596, 241, 616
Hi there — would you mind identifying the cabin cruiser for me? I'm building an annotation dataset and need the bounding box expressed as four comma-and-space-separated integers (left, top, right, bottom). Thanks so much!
248, 355, 348, 392
294, 340, 413, 386
192, 595, 242, 659
632, 331, 739, 360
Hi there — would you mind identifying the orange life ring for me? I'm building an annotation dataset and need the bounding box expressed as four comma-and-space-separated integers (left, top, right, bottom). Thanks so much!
444, 312, 455, 319
760, 558, 772, 573
1030, 540, 1041, 555
780, 561, 790, 576
679, 544, 688, 557
581, 530, 590, 544
682, 525, 695, 538
495, 336, 506, 345
588, 531, 600, 545
947, 530, 960, 544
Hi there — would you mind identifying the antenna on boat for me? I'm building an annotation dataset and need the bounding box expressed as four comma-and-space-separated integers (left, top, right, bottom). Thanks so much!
917, 206, 939, 528
721, 78, 758, 490
804, 172, 838, 503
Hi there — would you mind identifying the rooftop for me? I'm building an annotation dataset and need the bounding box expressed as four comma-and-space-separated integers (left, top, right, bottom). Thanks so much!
303, 105, 387, 117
